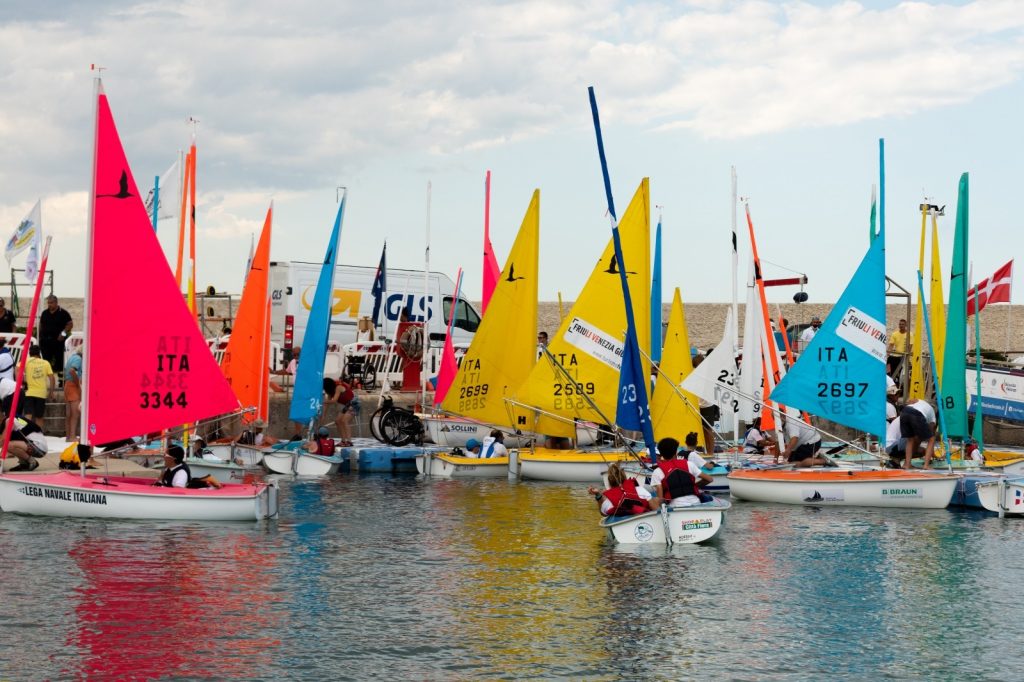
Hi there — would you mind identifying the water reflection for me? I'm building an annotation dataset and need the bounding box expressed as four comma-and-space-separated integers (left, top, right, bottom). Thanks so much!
65, 522, 282, 679
2, 478, 1024, 679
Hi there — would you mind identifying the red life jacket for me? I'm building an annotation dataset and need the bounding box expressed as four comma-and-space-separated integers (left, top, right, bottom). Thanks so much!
314, 436, 336, 456
602, 479, 650, 516
657, 459, 697, 502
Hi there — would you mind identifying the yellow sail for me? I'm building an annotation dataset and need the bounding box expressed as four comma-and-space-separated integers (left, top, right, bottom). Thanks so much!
909, 206, 927, 399
650, 288, 702, 442
440, 190, 540, 429
929, 211, 946, 383
517, 179, 651, 438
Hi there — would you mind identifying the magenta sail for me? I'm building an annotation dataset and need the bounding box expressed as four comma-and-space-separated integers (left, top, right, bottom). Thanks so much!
85, 90, 239, 445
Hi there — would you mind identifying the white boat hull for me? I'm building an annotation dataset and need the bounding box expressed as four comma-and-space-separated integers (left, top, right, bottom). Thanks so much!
420, 416, 532, 448
975, 477, 1024, 515
602, 499, 731, 545
0, 472, 278, 521
728, 470, 957, 509
185, 458, 256, 484
205, 443, 266, 468
518, 450, 638, 482
261, 451, 342, 476
415, 453, 509, 478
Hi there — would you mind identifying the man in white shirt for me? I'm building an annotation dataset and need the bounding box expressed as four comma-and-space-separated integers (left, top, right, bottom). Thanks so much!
800, 316, 822, 349
900, 399, 936, 469
781, 413, 829, 467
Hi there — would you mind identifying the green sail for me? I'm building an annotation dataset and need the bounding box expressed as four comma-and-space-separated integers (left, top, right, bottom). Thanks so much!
939, 173, 969, 438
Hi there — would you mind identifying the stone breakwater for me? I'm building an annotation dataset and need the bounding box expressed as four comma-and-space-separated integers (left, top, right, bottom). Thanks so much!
29, 298, 1024, 356
539, 301, 1024, 355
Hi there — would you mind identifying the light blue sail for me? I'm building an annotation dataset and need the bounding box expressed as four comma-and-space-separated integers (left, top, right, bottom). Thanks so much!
651, 218, 663, 363
289, 194, 346, 425
770, 234, 887, 437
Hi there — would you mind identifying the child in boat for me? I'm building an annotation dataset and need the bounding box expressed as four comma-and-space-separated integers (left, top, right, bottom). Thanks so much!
307, 426, 336, 456
651, 437, 714, 506
587, 462, 661, 517
478, 431, 508, 459
743, 417, 778, 457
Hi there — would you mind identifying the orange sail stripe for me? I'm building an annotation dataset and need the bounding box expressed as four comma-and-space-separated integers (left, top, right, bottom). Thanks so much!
221, 205, 273, 423
175, 152, 192, 287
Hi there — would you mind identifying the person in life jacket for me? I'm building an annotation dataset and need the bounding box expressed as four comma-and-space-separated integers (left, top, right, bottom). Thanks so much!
478, 430, 509, 459
154, 446, 222, 489
651, 437, 714, 507
742, 417, 778, 458
307, 426, 337, 456
587, 462, 660, 517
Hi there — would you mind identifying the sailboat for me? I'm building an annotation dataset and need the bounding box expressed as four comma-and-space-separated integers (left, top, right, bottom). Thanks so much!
189, 205, 274, 483
728, 141, 957, 509
0, 80, 278, 520
262, 195, 349, 476
417, 191, 540, 478
590, 90, 730, 544
512, 179, 652, 482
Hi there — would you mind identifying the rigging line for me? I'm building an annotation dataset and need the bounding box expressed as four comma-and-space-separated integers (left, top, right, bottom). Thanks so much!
758, 257, 808, 278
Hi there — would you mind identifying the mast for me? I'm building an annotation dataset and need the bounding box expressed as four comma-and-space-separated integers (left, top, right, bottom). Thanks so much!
422, 181, 431, 410
730, 166, 739, 447
81, 74, 102, 450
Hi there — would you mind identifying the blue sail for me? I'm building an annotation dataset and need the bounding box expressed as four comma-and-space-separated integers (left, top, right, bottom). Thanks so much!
616, 320, 656, 448
770, 231, 887, 438
289, 195, 346, 424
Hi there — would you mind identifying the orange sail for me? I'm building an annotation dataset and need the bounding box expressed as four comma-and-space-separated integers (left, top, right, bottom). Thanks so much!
221, 205, 273, 423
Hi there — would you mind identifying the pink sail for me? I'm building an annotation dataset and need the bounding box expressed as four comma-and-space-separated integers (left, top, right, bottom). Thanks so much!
433, 268, 463, 405
84, 89, 239, 444
481, 170, 500, 313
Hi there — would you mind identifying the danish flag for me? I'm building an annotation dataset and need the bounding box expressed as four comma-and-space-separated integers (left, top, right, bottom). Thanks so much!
967, 259, 1013, 316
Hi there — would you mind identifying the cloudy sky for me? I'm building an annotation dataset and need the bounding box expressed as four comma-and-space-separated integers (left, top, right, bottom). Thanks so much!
0, 0, 1021, 309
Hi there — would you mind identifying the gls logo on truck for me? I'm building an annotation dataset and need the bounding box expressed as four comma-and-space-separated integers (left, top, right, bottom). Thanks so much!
299, 288, 434, 322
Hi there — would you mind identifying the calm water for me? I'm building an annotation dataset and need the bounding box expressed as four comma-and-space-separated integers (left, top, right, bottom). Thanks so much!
0, 474, 1020, 680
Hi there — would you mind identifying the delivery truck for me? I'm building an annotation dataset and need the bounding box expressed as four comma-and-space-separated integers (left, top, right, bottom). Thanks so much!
269, 261, 481, 352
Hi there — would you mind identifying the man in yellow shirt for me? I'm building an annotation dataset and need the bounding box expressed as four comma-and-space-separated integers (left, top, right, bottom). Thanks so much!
887, 318, 909, 378
24, 344, 54, 429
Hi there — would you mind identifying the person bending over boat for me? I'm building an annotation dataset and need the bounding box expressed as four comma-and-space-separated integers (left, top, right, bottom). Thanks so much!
587, 463, 661, 517
780, 413, 830, 467
155, 446, 222, 489
0, 414, 46, 471
306, 426, 336, 456
900, 399, 936, 470
651, 437, 713, 506
322, 377, 358, 447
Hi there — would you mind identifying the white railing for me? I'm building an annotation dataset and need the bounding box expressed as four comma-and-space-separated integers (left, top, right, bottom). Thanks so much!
341, 341, 467, 389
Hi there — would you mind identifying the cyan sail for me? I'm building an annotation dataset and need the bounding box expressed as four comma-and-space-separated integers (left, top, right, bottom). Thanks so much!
770, 220, 887, 438
289, 194, 346, 425
940, 173, 969, 438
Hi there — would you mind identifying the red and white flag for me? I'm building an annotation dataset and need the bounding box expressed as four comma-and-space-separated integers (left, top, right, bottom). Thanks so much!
967, 259, 1013, 316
